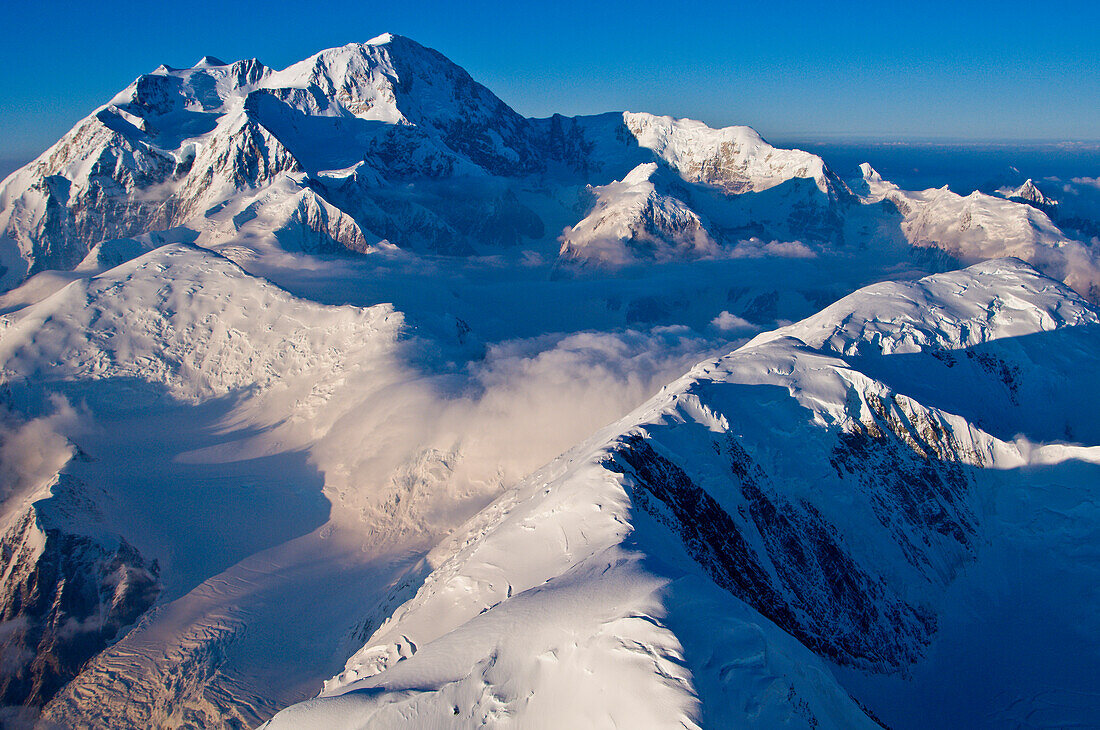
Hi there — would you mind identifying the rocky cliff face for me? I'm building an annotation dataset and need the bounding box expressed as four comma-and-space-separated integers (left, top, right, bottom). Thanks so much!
0, 499, 159, 710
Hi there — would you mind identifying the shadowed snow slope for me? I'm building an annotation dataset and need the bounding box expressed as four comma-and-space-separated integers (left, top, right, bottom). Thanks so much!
0, 244, 407, 725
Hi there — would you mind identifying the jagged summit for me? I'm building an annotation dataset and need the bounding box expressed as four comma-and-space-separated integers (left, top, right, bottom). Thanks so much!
997, 177, 1056, 207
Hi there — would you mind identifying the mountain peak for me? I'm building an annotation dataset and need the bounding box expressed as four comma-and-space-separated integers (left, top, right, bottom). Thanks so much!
996, 178, 1057, 208
250, 34, 538, 175
1018, 178, 1055, 205
859, 162, 882, 182
365, 32, 396, 45
261, 34, 474, 106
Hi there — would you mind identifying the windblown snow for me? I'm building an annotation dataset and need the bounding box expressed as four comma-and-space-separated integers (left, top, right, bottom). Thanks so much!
0, 32, 1098, 730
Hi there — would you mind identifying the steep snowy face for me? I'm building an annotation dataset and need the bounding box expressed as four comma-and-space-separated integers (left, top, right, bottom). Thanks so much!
264, 258, 1100, 729
254, 34, 539, 177
0, 33, 554, 282
0, 114, 175, 287
0, 33, 525, 288
0, 56, 305, 289
558, 163, 720, 266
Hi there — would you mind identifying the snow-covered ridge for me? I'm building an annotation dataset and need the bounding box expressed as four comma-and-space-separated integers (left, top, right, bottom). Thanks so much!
621, 112, 842, 197
751, 257, 1098, 356
856, 163, 1100, 299
263, 259, 1100, 728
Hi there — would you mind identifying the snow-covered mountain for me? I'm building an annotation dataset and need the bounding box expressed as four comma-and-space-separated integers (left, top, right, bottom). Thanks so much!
855, 163, 1100, 298
1, 33, 1098, 729
558, 162, 722, 266
261, 258, 1100, 729
4, 34, 1096, 293
997, 178, 1057, 208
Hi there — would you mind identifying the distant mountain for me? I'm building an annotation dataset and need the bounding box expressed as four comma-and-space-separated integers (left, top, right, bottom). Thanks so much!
3, 34, 1095, 295
997, 178, 1057, 208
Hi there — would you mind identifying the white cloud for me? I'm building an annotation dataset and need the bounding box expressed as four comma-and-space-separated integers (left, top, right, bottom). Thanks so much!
710, 311, 756, 333
223, 326, 716, 541
729, 238, 817, 259
0, 395, 87, 504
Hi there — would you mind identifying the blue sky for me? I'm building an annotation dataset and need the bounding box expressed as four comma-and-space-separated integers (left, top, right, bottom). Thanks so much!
1, 0, 1098, 163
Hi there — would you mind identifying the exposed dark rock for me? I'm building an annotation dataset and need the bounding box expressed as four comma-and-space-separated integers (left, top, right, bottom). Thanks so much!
831, 392, 978, 571
605, 389, 983, 674
0, 499, 159, 711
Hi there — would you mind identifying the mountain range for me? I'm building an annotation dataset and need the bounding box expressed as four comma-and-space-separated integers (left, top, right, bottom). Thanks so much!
0, 34, 1097, 729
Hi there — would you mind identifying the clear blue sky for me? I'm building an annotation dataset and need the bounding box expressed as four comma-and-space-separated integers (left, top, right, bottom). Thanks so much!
2, 0, 1098, 163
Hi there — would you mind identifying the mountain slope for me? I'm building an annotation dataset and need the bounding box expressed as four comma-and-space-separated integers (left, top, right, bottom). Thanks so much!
0, 244, 408, 724
263, 258, 1100, 728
